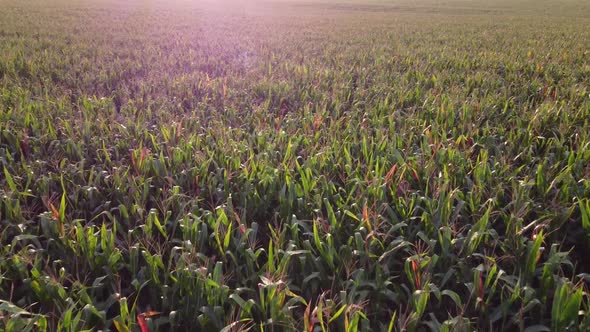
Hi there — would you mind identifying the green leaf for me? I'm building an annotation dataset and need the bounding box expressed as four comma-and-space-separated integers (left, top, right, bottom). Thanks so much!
413, 289, 430, 318
579, 199, 590, 231
223, 222, 232, 251
441, 290, 463, 309
267, 240, 275, 273
59, 191, 67, 223
387, 310, 397, 332
329, 305, 347, 323
3, 165, 17, 192
525, 231, 544, 278
229, 294, 253, 316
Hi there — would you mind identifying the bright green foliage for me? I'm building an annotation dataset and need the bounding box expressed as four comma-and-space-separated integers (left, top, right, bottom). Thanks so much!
1, 0, 589, 331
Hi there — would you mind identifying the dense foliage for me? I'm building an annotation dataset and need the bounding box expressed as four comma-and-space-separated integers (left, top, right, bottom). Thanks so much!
1, 0, 589, 330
